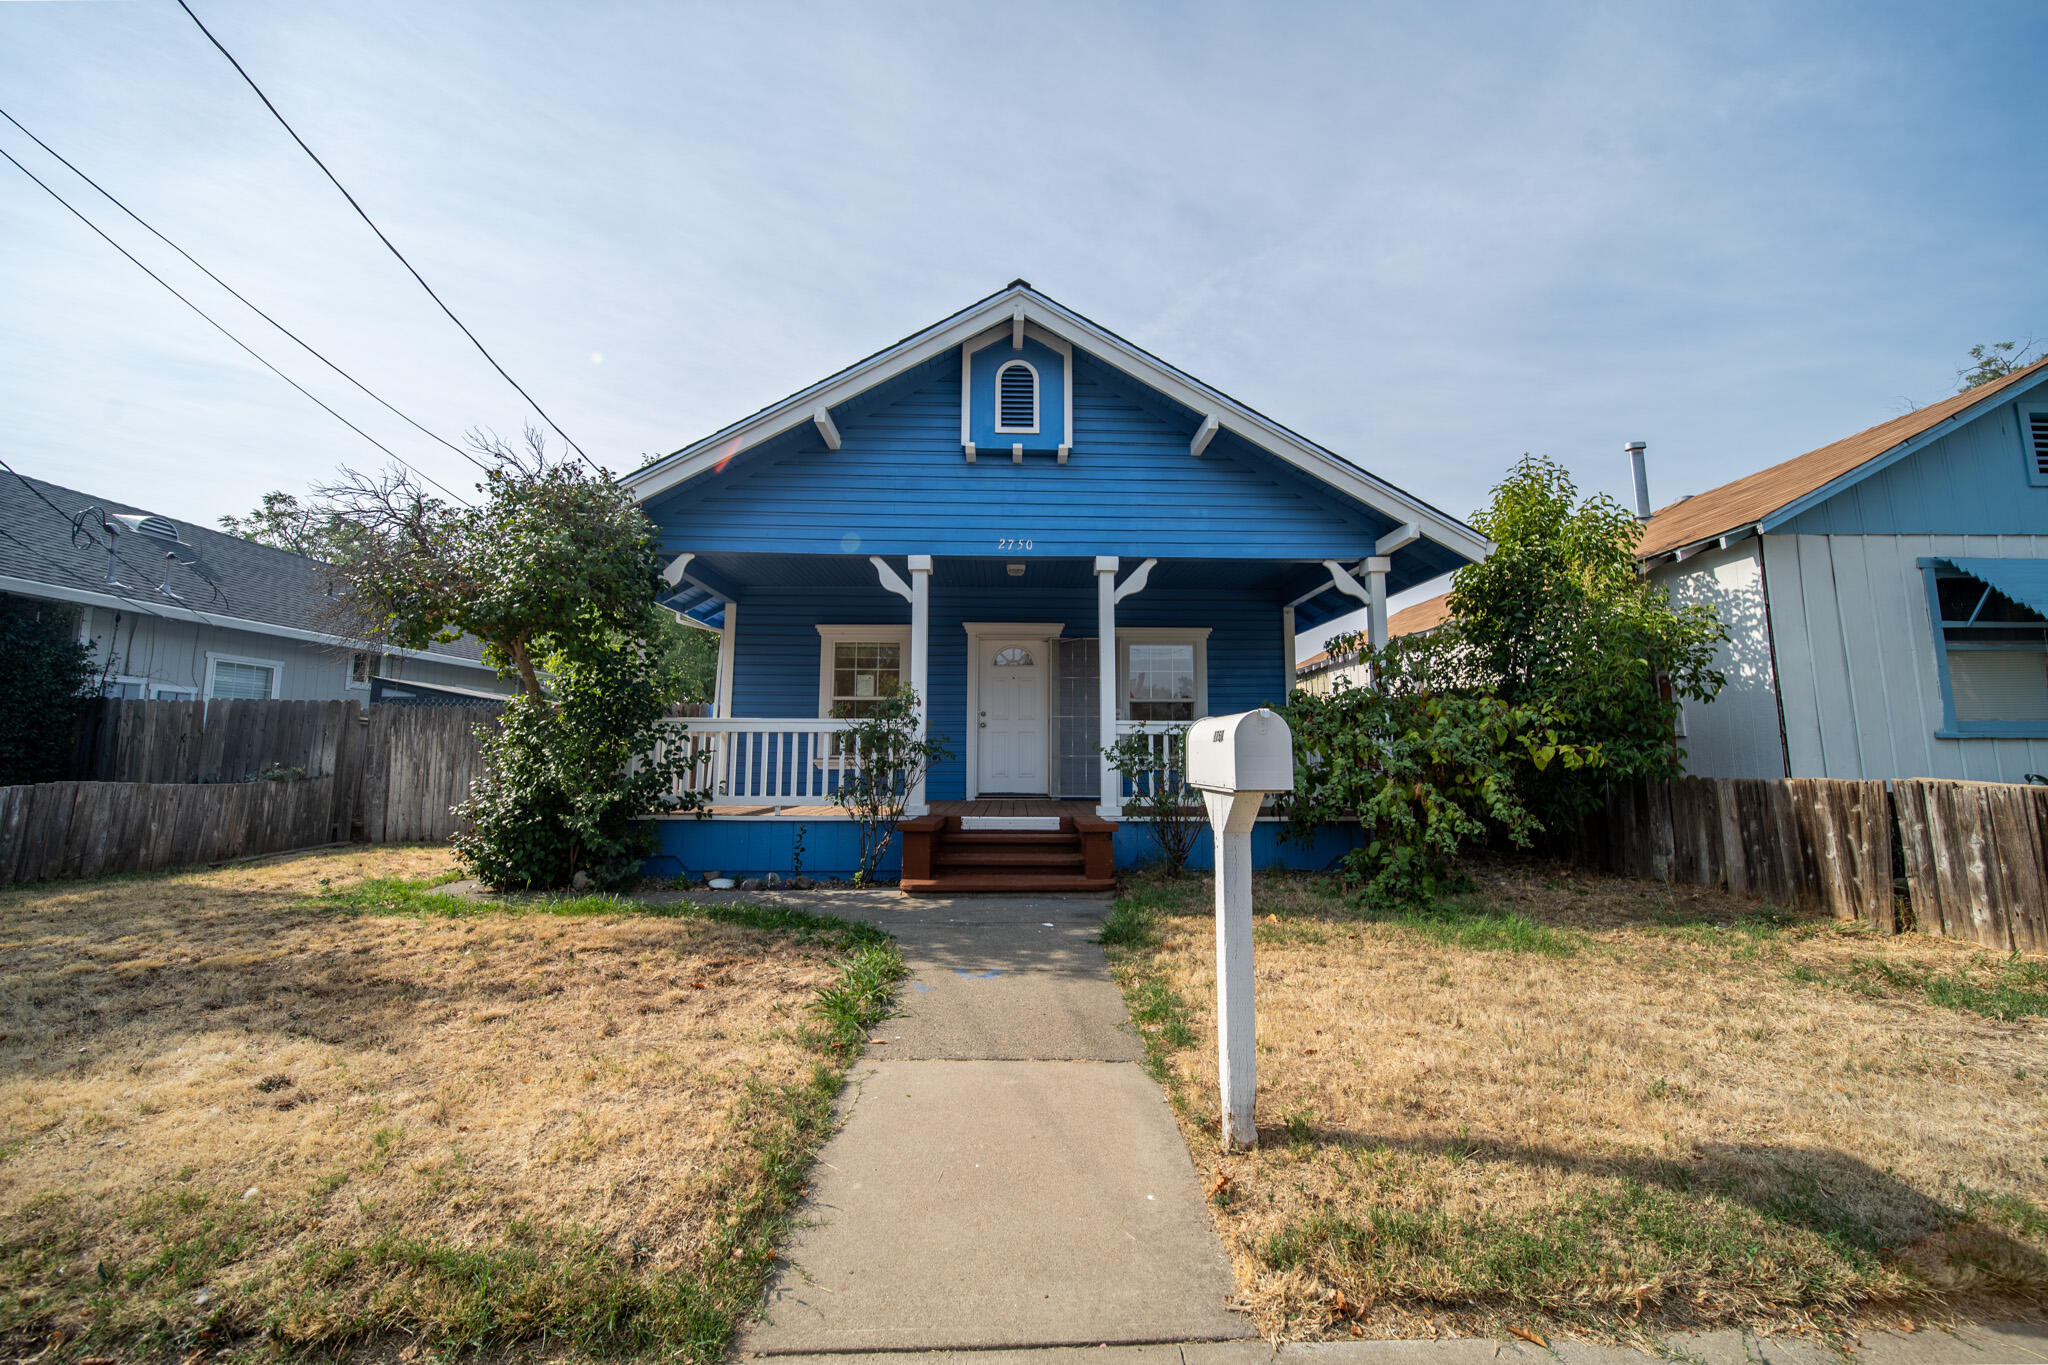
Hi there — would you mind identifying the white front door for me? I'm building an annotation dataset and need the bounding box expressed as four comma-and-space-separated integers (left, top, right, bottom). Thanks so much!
977, 639, 1048, 794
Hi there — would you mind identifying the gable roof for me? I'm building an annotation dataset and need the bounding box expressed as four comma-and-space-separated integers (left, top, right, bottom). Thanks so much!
0, 472, 490, 669
625, 282, 1489, 564
1637, 356, 2048, 559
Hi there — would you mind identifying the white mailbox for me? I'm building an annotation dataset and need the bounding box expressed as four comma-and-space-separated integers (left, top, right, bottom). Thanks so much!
1186, 708, 1295, 795
1187, 708, 1295, 1152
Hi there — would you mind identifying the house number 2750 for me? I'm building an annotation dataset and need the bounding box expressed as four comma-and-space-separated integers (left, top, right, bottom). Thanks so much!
996, 537, 1034, 550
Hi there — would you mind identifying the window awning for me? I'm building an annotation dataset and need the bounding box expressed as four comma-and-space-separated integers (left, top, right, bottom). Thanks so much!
1936, 557, 2048, 619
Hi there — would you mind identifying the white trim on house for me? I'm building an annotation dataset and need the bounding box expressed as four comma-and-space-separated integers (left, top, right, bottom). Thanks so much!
204, 650, 285, 701
346, 650, 374, 691
0, 573, 499, 674
959, 622, 1064, 799
624, 284, 1488, 562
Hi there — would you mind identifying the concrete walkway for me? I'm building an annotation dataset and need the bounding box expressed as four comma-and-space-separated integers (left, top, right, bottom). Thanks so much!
722, 889, 2039, 1365
742, 892, 1251, 1353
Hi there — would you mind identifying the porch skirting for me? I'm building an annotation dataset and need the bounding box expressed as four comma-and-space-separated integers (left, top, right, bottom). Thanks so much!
640, 810, 1361, 882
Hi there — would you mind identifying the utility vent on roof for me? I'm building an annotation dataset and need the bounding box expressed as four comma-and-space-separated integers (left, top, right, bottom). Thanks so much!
2029, 410, 2048, 483
996, 361, 1037, 431
113, 513, 181, 542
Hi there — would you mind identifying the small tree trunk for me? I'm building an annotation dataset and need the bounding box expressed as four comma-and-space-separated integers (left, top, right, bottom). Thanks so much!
510, 639, 543, 701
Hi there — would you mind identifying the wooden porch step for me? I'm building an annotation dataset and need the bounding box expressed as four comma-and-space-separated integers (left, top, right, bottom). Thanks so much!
899, 874, 1116, 894
943, 830, 1079, 847
935, 847, 1086, 869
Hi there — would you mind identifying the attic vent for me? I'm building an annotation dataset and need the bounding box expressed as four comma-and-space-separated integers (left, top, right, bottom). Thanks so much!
2029, 409, 2048, 484
995, 360, 1037, 432
113, 513, 180, 541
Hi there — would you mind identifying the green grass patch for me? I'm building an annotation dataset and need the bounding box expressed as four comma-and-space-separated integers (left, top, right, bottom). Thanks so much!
1256, 1174, 1893, 1319
1789, 953, 2048, 1022
1360, 895, 1582, 957
1101, 891, 1199, 1088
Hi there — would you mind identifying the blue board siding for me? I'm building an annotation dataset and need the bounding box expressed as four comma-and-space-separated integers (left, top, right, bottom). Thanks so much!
1775, 399, 2048, 536
644, 346, 1396, 561
731, 581, 1289, 802
969, 335, 1067, 451
643, 816, 1356, 880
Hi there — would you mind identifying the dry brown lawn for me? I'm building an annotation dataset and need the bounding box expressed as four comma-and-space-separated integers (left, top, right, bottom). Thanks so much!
1107, 857, 2048, 1346
0, 848, 890, 1362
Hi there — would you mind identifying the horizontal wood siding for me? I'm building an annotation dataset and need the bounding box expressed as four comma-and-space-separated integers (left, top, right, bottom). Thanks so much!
1774, 398, 2048, 536
647, 347, 1396, 560
1763, 532, 2048, 780
730, 582, 1288, 802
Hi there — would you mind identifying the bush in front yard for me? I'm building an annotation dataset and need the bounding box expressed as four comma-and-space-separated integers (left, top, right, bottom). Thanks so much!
454, 627, 699, 891
1282, 632, 1596, 904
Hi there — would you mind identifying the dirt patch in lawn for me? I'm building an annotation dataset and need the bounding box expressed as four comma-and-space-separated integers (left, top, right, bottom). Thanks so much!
0, 847, 899, 1362
1106, 856, 2048, 1346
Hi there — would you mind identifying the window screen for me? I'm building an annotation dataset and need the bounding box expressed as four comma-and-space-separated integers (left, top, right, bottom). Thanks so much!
210, 660, 276, 700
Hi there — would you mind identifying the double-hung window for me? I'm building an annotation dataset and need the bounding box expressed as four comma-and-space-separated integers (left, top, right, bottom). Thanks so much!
1923, 560, 2048, 736
206, 652, 283, 701
816, 625, 911, 760
1117, 628, 1209, 724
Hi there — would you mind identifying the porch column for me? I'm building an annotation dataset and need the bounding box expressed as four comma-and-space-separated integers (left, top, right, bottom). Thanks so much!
1095, 556, 1119, 820
1281, 605, 1297, 695
907, 554, 931, 817
713, 603, 738, 718
1364, 556, 1391, 650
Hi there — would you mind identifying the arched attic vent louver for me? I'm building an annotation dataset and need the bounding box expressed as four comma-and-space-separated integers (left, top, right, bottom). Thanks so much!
995, 360, 1038, 432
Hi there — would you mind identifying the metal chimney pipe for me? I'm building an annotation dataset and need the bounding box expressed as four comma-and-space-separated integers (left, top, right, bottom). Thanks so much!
1626, 441, 1651, 522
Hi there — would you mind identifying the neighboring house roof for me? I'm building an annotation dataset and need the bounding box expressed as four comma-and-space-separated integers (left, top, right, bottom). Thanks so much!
1637, 357, 2048, 559
0, 472, 492, 670
1296, 592, 1454, 676
625, 281, 1490, 565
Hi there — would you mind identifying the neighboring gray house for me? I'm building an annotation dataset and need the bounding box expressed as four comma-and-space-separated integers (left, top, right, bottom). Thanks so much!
1639, 356, 2048, 783
0, 474, 516, 705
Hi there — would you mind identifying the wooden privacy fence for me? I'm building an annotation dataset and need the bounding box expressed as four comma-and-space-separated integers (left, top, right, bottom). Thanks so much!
2, 698, 500, 885
0, 778, 340, 883
1589, 775, 2047, 952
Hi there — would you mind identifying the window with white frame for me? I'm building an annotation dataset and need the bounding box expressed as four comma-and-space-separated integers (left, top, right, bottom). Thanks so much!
816, 626, 911, 718
1926, 564, 2048, 731
150, 683, 197, 700
105, 675, 150, 700
994, 360, 1039, 433
348, 651, 374, 689
1118, 629, 1208, 723
206, 653, 282, 701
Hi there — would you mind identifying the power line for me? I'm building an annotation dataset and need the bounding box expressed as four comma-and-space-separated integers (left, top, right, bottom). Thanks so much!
0, 141, 475, 507
174, 0, 608, 478
0, 104, 489, 480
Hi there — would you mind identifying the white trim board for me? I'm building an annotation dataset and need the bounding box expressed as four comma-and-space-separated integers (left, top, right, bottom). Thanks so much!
624, 284, 1489, 563
0, 574, 501, 674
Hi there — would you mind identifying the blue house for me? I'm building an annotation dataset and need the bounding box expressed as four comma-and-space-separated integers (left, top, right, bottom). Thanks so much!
626, 283, 1485, 885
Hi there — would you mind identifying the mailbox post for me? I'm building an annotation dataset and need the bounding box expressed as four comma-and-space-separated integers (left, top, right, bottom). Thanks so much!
1185, 708, 1295, 1151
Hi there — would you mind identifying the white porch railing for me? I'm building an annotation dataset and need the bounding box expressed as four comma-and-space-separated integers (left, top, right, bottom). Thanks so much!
653, 717, 866, 807
1112, 720, 1187, 804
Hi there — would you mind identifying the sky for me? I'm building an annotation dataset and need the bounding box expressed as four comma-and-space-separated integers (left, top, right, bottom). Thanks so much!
3, 1, 2045, 649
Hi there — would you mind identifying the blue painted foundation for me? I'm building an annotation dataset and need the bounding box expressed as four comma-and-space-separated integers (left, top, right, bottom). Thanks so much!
642, 816, 1359, 881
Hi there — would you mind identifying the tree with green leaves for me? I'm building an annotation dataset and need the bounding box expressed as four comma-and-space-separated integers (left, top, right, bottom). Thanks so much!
1956, 339, 2043, 391
1448, 453, 1726, 828
0, 597, 95, 785
218, 490, 358, 560
312, 429, 701, 889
